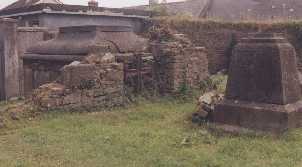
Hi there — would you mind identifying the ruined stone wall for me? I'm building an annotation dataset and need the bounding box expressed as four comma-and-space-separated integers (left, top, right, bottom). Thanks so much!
0, 19, 19, 100
155, 18, 302, 73
196, 31, 234, 74
17, 27, 52, 96
23, 60, 68, 96
17, 27, 51, 56
32, 55, 124, 110
158, 21, 255, 74
152, 39, 209, 93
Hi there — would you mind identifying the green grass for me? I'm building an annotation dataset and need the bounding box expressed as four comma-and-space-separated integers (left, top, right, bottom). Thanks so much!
1, 99, 302, 167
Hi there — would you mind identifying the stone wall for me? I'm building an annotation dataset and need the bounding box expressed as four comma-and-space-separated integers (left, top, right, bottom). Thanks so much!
166, 25, 251, 74
17, 27, 52, 96
152, 34, 209, 93
32, 54, 124, 110
0, 22, 55, 100
0, 18, 19, 100
23, 59, 69, 96
193, 31, 234, 74
155, 18, 302, 73
21, 25, 149, 97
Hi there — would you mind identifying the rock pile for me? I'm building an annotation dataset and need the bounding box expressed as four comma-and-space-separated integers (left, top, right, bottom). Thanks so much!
32, 54, 124, 110
192, 91, 224, 124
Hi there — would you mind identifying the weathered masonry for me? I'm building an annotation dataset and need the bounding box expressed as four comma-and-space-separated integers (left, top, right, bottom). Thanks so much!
151, 37, 208, 93
0, 19, 19, 100
0, 18, 55, 101
22, 25, 148, 96
27, 25, 209, 110
0, 0, 151, 101
214, 33, 302, 133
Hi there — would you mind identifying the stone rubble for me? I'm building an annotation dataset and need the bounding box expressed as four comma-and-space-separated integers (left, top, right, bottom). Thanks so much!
29, 25, 211, 111
32, 54, 124, 110
192, 91, 224, 124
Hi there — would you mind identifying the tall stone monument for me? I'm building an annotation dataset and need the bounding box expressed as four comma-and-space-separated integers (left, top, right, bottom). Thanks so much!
214, 33, 302, 133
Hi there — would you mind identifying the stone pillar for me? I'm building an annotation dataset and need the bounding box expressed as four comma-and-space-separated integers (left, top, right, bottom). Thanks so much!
0, 18, 19, 100
152, 41, 209, 94
17, 27, 49, 96
214, 33, 302, 133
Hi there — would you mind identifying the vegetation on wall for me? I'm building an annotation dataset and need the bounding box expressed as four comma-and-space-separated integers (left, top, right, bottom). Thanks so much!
152, 17, 302, 72
149, 4, 169, 17
155, 16, 302, 44
153, 16, 302, 33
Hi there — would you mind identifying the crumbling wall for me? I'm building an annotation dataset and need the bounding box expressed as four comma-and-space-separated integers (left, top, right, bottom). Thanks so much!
23, 60, 68, 96
17, 27, 53, 97
32, 54, 124, 110
154, 18, 302, 73
154, 19, 255, 74
17, 27, 53, 57
151, 33, 209, 93
22, 25, 150, 103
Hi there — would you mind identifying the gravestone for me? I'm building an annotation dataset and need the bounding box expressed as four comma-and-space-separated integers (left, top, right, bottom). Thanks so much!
214, 33, 302, 133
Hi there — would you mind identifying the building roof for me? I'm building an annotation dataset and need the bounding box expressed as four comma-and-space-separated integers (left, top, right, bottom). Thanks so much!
2, 0, 63, 11
0, 2, 151, 18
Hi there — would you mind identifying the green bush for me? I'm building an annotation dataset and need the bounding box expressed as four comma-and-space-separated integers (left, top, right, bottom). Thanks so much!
149, 4, 169, 16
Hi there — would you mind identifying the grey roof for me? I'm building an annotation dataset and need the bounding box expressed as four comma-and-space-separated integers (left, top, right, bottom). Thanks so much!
0, 1, 151, 18
3, 0, 63, 11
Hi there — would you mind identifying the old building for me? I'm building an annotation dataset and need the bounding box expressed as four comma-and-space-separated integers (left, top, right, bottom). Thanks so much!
0, 0, 210, 106
22, 25, 149, 95
0, 0, 150, 32
0, 0, 151, 101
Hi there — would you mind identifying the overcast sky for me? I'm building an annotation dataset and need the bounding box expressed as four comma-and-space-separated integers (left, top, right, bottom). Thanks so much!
0, 0, 183, 9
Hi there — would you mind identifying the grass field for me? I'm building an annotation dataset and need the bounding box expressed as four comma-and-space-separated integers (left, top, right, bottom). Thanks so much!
0, 99, 302, 167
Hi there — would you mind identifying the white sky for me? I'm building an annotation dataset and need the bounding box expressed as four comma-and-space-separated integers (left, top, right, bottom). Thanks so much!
0, 0, 184, 9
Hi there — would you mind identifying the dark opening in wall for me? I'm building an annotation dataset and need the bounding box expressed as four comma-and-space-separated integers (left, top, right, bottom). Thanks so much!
29, 20, 39, 27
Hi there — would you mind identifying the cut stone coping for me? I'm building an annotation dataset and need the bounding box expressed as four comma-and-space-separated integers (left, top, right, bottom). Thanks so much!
0, 10, 149, 20
22, 54, 84, 62
214, 99, 302, 134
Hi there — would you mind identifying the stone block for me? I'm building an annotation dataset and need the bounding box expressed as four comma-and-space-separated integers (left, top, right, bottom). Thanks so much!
214, 100, 302, 133
214, 33, 302, 133
62, 64, 97, 89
